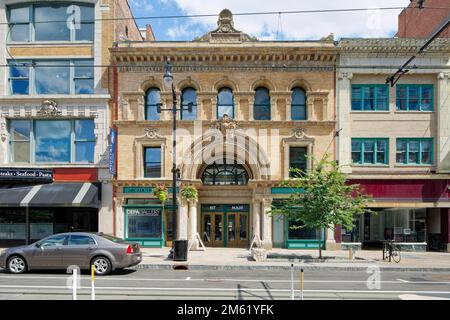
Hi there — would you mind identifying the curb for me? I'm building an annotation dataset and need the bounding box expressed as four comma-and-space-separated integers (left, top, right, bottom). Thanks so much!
134, 263, 450, 273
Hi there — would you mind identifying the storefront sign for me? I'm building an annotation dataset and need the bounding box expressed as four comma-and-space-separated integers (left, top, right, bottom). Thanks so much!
0, 168, 53, 182
124, 187, 179, 194
109, 128, 117, 176
271, 187, 304, 194
126, 208, 162, 217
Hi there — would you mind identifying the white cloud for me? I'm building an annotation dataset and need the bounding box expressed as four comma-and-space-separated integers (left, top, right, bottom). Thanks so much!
162, 0, 411, 40
130, 0, 154, 13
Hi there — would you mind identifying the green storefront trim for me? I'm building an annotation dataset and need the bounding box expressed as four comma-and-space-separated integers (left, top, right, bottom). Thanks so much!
124, 187, 179, 194
123, 205, 164, 248
271, 187, 304, 194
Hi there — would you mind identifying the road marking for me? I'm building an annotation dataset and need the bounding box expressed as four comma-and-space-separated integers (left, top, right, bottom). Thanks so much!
399, 294, 450, 300
0, 285, 449, 295
1, 275, 449, 284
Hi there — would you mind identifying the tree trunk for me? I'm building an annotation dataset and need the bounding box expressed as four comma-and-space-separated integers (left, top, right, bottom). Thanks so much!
318, 228, 322, 259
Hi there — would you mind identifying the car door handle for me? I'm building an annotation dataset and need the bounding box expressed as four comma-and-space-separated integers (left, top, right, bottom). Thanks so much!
87, 247, 95, 251
56, 248, 62, 251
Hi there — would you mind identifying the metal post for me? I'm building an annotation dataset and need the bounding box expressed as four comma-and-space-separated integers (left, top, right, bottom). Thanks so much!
91, 265, 95, 300
172, 82, 177, 252
25, 207, 30, 245
73, 268, 77, 300
300, 269, 304, 301
290, 264, 294, 300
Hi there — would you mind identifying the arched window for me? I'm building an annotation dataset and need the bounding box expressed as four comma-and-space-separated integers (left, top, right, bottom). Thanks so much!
291, 87, 307, 120
217, 87, 234, 119
181, 87, 197, 120
201, 161, 249, 186
254, 87, 271, 120
145, 88, 161, 120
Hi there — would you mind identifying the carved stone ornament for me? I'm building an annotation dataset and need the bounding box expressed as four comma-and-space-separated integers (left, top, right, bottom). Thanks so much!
143, 128, 161, 139
293, 128, 312, 140
194, 9, 258, 43
37, 100, 62, 117
212, 114, 239, 135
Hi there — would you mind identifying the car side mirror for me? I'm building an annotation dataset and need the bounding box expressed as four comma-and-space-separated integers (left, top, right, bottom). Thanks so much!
35, 243, 43, 250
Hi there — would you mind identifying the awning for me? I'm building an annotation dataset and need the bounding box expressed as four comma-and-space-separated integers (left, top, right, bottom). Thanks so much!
0, 183, 100, 208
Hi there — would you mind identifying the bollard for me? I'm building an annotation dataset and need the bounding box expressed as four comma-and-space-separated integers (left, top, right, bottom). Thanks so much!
290, 264, 294, 300
72, 268, 77, 300
300, 269, 304, 301
348, 248, 353, 260
91, 265, 96, 300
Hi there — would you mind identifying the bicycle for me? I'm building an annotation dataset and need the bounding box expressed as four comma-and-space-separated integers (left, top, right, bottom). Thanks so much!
382, 240, 401, 263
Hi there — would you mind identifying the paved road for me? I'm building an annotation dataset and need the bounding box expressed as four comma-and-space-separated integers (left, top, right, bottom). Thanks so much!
0, 268, 449, 300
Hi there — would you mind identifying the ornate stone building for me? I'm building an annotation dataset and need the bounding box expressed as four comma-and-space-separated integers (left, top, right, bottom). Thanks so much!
111, 10, 339, 250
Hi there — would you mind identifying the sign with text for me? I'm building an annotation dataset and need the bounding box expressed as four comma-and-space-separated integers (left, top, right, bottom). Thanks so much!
0, 168, 53, 182
126, 208, 162, 217
109, 128, 117, 176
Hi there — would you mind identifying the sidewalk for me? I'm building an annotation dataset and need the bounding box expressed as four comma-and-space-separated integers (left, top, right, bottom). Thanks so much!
137, 247, 450, 272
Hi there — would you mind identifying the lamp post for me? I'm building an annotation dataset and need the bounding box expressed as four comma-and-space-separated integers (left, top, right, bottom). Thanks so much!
158, 60, 193, 259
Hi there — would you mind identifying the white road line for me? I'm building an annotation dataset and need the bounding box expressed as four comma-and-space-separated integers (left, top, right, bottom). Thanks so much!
0, 276, 449, 284
399, 294, 450, 300
0, 285, 449, 295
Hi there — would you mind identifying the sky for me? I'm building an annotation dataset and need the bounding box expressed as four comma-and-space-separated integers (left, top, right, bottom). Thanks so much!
128, 0, 412, 41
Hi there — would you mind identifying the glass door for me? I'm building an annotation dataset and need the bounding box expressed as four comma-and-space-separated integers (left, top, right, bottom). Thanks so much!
202, 212, 224, 247
227, 212, 248, 247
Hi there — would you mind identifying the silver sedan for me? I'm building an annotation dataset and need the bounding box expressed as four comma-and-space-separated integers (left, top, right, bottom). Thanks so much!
0, 232, 142, 276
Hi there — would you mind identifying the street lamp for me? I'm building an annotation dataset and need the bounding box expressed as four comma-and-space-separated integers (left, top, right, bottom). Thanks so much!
158, 59, 193, 259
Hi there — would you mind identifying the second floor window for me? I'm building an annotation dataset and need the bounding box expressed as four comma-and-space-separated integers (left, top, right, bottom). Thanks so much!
144, 147, 162, 178
181, 88, 197, 120
217, 88, 234, 119
291, 88, 307, 120
352, 85, 389, 111
254, 87, 271, 120
289, 147, 307, 177
8, 3, 94, 42
145, 88, 161, 121
396, 85, 434, 111
352, 139, 388, 165
9, 119, 95, 164
9, 60, 94, 95
396, 138, 433, 165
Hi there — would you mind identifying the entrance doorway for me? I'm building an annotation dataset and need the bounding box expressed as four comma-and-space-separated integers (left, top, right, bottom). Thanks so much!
201, 205, 249, 248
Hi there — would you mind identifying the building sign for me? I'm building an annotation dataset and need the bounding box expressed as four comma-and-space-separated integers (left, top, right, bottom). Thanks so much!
202, 204, 249, 212
126, 208, 162, 217
109, 128, 117, 176
123, 187, 179, 194
0, 168, 53, 182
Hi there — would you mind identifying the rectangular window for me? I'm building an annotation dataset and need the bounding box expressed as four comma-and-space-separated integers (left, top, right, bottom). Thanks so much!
9, 63, 30, 95
144, 147, 162, 178
396, 138, 433, 165
289, 147, 307, 177
396, 85, 434, 111
8, 119, 95, 164
9, 60, 94, 95
351, 138, 389, 165
351, 85, 389, 111
7, 4, 94, 42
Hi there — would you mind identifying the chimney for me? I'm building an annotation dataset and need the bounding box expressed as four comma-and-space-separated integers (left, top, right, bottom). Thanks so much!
146, 24, 155, 41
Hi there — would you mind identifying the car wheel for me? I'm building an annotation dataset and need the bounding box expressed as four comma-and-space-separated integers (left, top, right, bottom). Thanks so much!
92, 256, 111, 276
7, 256, 27, 274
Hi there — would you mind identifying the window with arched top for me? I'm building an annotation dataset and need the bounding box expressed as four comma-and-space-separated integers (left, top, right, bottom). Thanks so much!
217, 87, 234, 119
291, 87, 307, 120
181, 87, 197, 120
254, 87, 271, 120
201, 161, 249, 186
145, 88, 161, 120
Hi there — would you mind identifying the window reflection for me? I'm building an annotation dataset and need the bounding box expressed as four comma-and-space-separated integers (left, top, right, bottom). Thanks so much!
35, 61, 70, 94
146, 88, 161, 120
35, 5, 70, 41
35, 121, 71, 163
217, 88, 234, 119
254, 87, 271, 120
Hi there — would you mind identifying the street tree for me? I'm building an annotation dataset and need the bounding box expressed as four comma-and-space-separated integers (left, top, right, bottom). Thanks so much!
272, 156, 372, 259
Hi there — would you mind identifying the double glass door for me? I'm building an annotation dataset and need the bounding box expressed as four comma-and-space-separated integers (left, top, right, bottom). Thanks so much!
202, 211, 248, 247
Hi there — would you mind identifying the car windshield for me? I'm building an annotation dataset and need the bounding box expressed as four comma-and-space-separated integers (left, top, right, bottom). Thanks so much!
98, 233, 127, 243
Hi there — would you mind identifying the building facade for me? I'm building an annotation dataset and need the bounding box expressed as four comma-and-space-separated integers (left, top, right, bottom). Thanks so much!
111, 10, 340, 250
0, 0, 141, 246
336, 38, 450, 252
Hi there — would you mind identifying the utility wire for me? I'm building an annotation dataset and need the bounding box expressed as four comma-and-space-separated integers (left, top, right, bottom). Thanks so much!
1, 5, 448, 25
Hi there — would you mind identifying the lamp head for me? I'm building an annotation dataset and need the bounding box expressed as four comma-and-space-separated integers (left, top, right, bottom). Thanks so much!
187, 102, 193, 113
163, 60, 173, 88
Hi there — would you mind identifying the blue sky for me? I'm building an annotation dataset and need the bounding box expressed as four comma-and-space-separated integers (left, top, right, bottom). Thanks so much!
128, 0, 411, 41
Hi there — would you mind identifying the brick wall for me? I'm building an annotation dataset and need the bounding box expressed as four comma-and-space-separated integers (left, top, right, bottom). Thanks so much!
397, 0, 450, 38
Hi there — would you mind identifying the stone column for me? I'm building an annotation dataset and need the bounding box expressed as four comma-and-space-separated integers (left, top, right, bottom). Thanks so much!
114, 197, 125, 239
188, 200, 199, 250
337, 72, 353, 173
248, 97, 255, 121
306, 94, 314, 121
137, 96, 145, 121
437, 73, 450, 173
285, 97, 292, 121
261, 198, 273, 250
252, 199, 261, 241
177, 199, 188, 240
160, 93, 172, 121
441, 209, 450, 252
326, 227, 337, 251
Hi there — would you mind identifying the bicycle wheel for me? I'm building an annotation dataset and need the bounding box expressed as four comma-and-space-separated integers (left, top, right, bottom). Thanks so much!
391, 246, 401, 263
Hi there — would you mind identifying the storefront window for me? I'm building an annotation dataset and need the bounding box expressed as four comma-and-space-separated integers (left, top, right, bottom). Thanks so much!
288, 220, 318, 240
126, 207, 163, 239
0, 208, 26, 245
